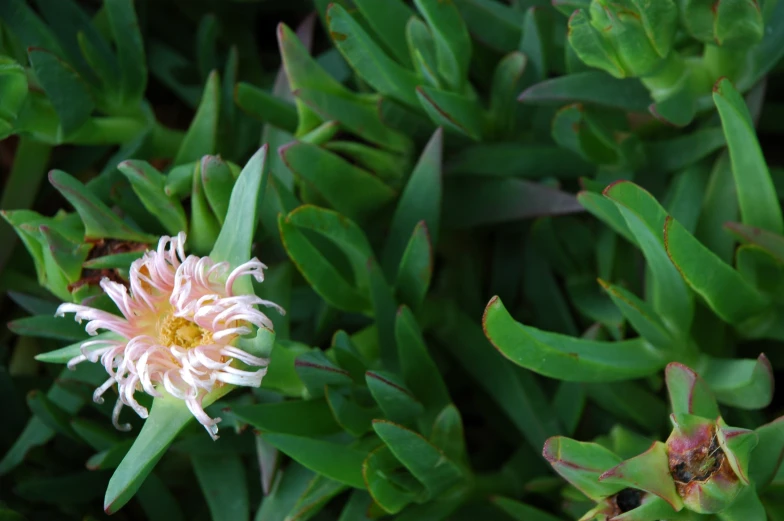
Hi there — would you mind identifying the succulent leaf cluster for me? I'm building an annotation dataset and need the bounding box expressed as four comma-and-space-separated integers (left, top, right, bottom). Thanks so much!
1, 1, 784, 521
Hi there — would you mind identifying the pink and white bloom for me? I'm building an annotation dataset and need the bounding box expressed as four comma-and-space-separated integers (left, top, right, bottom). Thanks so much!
56, 232, 284, 439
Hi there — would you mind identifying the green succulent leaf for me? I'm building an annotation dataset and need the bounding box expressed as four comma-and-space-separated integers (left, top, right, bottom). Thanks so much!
280, 142, 396, 222
104, 386, 233, 514
28, 48, 95, 136
117, 160, 188, 235
413, 0, 472, 91
261, 433, 368, 489
714, 78, 783, 235
372, 419, 464, 497
543, 436, 624, 501
698, 354, 774, 410
665, 362, 720, 419
104, 0, 147, 105
483, 296, 666, 382
48, 170, 155, 243
663, 215, 770, 325
366, 371, 425, 426
383, 128, 442, 277
233, 399, 342, 437
327, 4, 421, 109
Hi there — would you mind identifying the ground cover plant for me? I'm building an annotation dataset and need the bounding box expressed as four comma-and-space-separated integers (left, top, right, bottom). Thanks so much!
2, 0, 784, 520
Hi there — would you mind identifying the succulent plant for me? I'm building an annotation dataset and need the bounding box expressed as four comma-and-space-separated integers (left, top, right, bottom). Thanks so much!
2, 0, 784, 520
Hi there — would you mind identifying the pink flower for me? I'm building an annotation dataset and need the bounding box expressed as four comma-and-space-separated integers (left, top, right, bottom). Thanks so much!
56, 232, 284, 439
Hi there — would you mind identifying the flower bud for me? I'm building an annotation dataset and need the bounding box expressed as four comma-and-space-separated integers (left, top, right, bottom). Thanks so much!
567, 0, 679, 78
678, 0, 764, 50
666, 414, 757, 513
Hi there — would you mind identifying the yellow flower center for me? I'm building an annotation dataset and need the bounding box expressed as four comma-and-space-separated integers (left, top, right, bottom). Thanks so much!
159, 314, 213, 348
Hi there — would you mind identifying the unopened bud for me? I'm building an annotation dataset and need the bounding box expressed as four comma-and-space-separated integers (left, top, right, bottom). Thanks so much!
567, 0, 679, 78
666, 414, 757, 513
678, 0, 764, 49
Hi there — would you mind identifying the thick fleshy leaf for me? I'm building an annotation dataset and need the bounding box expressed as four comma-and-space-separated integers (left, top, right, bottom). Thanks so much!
261, 433, 368, 489
278, 215, 370, 314
519, 72, 651, 111
373, 420, 464, 496
726, 222, 784, 264
714, 78, 783, 234
749, 417, 784, 488
295, 88, 410, 153
8, 315, 89, 342
489, 52, 527, 137
542, 437, 624, 501
352, 0, 414, 66
599, 442, 683, 509
598, 279, 674, 351
199, 155, 235, 226
324, 387, 378, 437
416, 86, 483, 140
26, 390, 79, 441
28, 48, 94, 135
395, 222, 433, 312
454, 0, 523, 53
383, 128, 442, 277
0, 365, 105, 475
327, 4, 420, 109
644, 128, 726, 174
428, 302, 561, 451
716, 417, 758, 485
173, 71, 220, 166
491, 497, 562, 521
117, 160, 187, 235
429, 405, 467, 466
367, 258, 399, 372
483, 296, 666, 382
192, 453, 249, 521
698, 354, 774, 410
104, 0, 147, 104
280, 142, 396, 222
366, 371, 424, 426
663, 215, 770, 325
665, 363, 720, 419
443, 178, 583, 228
407, 16, 441, 89
577, 191, 635, 244
253, 463, 314, 521
0, 0, 65, 59
413, 0, 472, 91
48, 170, 154, 242
104, 387, 233, 513
446, 143, 591, 179
210, 146, 268, 269
362, 445, 418, 514
233, 399, 341, 436
696, 153, 738, 264
395, 306, 450, 423
295, 351, 353, 397
603, 181, 694, 336
35, 332, 121, 364
234, 82, 298, 133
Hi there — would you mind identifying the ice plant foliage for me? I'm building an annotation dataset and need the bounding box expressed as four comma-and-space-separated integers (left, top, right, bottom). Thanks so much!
56, 232, 284, 439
